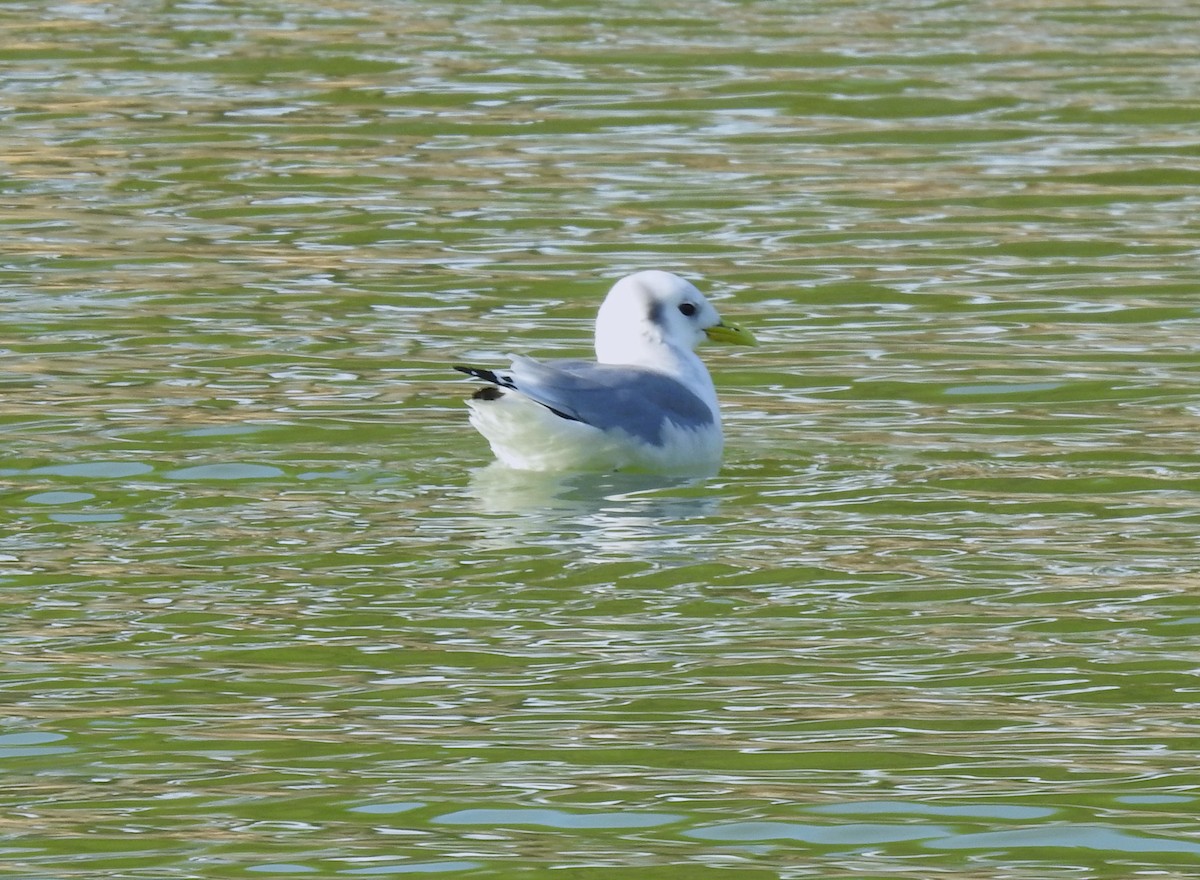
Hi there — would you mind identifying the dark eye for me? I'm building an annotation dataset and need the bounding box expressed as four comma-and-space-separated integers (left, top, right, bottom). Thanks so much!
678, 302, 697, 317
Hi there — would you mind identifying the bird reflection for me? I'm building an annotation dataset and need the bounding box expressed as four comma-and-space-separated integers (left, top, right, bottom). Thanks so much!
463, 463, 724, 561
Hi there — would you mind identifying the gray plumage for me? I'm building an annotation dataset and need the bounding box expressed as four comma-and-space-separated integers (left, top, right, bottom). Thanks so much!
453, 270, 755, 473
456, 356, 713, 446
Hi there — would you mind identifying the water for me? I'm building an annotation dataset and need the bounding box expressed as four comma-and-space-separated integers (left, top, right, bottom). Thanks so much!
4, 0, 1200, 877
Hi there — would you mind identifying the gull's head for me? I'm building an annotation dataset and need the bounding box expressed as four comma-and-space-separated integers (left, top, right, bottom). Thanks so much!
594, 270, 756, 365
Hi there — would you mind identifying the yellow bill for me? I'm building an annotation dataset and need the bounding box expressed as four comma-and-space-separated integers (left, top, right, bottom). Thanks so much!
705, 320, 757, 346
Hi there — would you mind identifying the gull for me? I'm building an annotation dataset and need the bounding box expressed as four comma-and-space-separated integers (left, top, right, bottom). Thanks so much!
454, 270, 755, 474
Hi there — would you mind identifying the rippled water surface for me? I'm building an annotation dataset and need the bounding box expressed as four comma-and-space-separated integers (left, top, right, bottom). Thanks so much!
4, 1, 1200, 877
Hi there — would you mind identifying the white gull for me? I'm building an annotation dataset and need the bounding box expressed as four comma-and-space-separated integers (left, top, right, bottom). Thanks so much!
455, 270, 756, 474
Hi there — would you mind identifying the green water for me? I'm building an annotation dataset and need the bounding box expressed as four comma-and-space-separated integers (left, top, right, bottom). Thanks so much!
4, 1, 1200, 877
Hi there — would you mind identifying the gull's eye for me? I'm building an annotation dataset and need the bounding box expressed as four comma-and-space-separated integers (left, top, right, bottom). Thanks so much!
678, 302, 697, 317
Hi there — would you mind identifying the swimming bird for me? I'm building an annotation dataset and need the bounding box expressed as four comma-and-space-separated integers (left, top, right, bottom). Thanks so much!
454, 270, 756, 474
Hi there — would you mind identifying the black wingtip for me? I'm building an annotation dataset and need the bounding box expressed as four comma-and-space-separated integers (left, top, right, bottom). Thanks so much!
453, 364, 580, 423
454, 365, 500, 384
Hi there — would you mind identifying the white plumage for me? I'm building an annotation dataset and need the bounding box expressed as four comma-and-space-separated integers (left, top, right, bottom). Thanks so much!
455, 271, 756, 474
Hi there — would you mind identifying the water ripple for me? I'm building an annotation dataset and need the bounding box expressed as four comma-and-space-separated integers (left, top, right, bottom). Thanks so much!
4, 1, 1200, 877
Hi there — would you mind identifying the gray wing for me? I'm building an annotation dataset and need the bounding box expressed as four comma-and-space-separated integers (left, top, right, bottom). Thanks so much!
506, 356, 715, 446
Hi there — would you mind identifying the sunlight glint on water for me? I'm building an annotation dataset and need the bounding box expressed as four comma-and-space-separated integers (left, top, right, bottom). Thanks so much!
3, 1, 1200, 878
